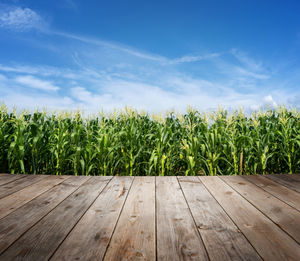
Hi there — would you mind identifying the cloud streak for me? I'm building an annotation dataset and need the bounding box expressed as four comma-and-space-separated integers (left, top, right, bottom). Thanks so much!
53, 31, 168, 63
168, 53, 221, 64
54, 31, 223, 65
15, 75, 60, 91
0, 5, 298, 112
0, 46, 294, 112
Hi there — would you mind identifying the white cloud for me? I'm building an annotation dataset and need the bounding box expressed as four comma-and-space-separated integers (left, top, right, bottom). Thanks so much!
0, 64, 46, 74
0, 64, 79, 79
235, 67, 270, 80
168, 53, 221, 64
0, 73, 7, 82
53, 32, 222, 66
71, 87, 93, 102
66, 78, 289, 113
231, 49, 263, 72
0, 3, 297, 113
15, 75, 60, 91
0, 7, 44, 31
0, 73, 296, 114
263, 95, 278, 108
0, 22, 297, 113
53, 31, 168, 63
2, 93, 74, 111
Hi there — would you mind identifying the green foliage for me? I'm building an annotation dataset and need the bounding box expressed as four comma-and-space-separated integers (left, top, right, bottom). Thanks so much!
0, 105, 299, 176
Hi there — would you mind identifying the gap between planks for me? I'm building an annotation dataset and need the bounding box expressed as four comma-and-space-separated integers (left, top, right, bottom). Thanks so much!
178, 176, 262, 261
199, 176, 300, 261
0, 177, 112, 260
220, 175, 300, 244
0, 175, 300, 261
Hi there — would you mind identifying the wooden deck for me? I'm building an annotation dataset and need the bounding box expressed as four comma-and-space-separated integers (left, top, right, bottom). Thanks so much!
0, 174, 299, 260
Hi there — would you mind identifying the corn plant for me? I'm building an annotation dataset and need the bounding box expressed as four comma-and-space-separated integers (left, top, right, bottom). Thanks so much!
0, 104, 298, 176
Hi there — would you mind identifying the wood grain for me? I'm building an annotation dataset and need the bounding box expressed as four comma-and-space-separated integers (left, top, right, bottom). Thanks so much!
104, 177, 156, 261
221, 175, 300, 243
200, 176, 300, 261
0, 175, 44, 199
0, 175, 299, 260
156, 176, 209, 261
0, 175, 68, 219
0, 176, 111, 261
0, 174, 25, 186
0, 176, 89, 254
178, 176, 262, 261
266, 174, 300, 193
244, 175, 300, 211
51, 176, 133, 261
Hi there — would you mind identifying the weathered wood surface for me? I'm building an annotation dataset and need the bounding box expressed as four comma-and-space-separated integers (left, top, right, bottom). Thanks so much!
0, 176, 111, 261
104, 177, 155, 261
0, 175, 44, 199
0, 174, 299, 261
0, 176, 89, 254
156, 176, 209, 261
52, 176, 133, 261
221, 175, 300, 243
178, 176, 262, 261
243, 175, 300, 211
0, 174, 25, 186
200, 176, 300, 261
0, 175, 68, 219
266, 174, 300, 193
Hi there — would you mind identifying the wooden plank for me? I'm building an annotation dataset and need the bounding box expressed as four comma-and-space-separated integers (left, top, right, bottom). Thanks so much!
266, 174, 300, 193
0, 175, 45, 199
284, 174, 300, 182
178, 176, 262, 261
244, 175, 300, 211
103, 177, 156, 261
0, 175, 69, 219
221, 175, 300, 243
0, 176, 111, 261
51, 176, 133, 261
200, 176, 300, 261
0, 176, 89, 254
156, 176, 209, 261
0, 174, 25, 186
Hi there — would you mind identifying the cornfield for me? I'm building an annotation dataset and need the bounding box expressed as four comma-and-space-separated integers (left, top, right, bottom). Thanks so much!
0, 104, 299, 176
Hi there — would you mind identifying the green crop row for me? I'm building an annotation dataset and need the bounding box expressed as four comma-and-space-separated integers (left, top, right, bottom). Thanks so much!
0, 104, 299, 176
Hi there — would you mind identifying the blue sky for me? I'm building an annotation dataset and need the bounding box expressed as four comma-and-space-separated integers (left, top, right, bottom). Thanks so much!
0, 0, 299, 112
